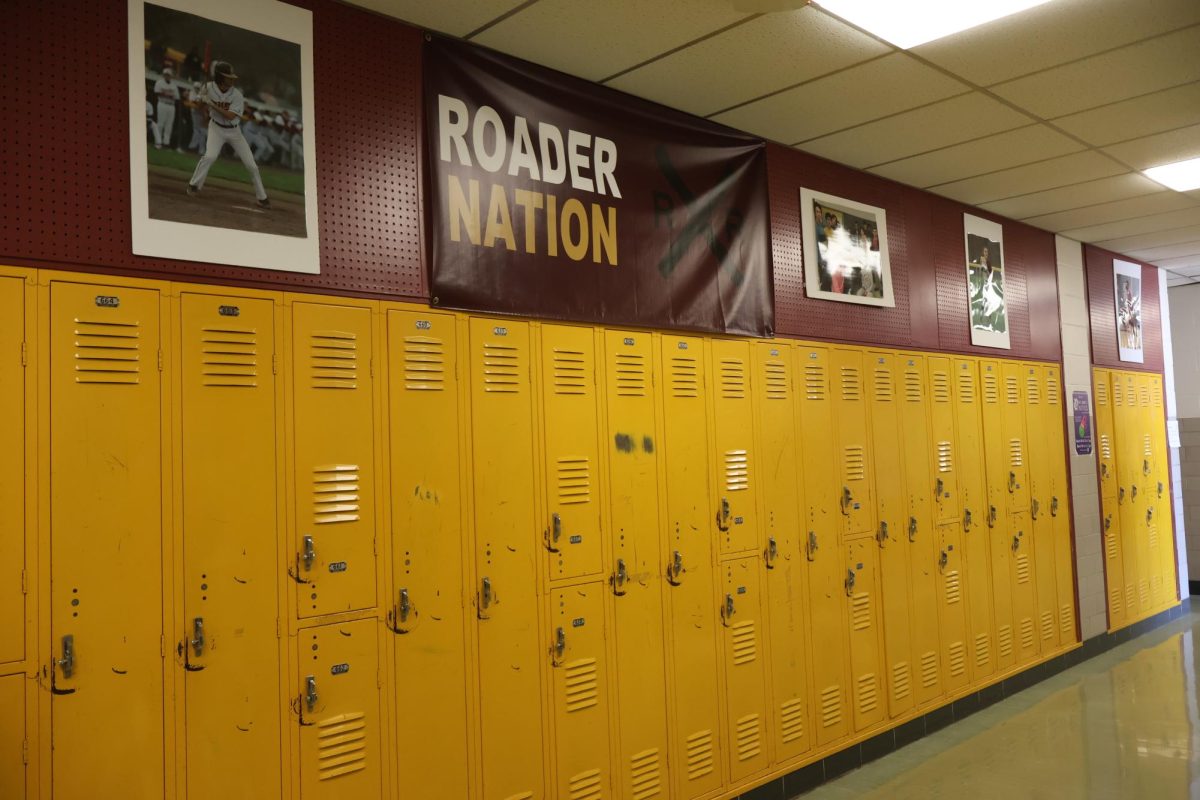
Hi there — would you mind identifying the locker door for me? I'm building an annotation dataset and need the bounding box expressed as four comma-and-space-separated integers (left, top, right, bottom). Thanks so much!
832, 348, 874, 538
711, 339, 759, 555
291, 302, 377, 616
540, 324, 603, 580
0, 673, 23, 797
1009, 518, 1039, 663
755, 342, 813, 762
867, 352, 914, 718
1000, 363, 1031, 514
1094, 370, 1118, 503
928, 357, 959, 523
979, 361, 1014, 671
386, 309, 470, 799
936, 523, 970, 693
1043, 367, 1076, 644
660, 334, 722, 800
953, 359, 995, 680
897, 355, 943, 707
549, 584, 613, 800
297, 619, 382, 799
1120, 372, 1150, 616
845, 540, 885, 733
720, 557, 769, 783
1135, 374, 1165, 610
1109, 374, 1138, 619
602, 329, 670, 800
180, 293, 282, 800
49, 281, 165, 798
469, 318, 545, 800
0, 277, 23, 666
1148, 376, 1178, 605
1102, 504, 1126, 630
1024, 365, 1059, 648
797, 346, 850, 747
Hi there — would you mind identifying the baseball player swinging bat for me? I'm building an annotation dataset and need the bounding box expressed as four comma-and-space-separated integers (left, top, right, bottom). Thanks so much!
187, 61, 270, 209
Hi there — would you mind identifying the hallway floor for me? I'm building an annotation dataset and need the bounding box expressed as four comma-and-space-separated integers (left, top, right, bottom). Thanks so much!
803, 606, 1200, 799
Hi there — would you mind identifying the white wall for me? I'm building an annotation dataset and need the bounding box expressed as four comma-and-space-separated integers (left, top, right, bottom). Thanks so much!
1168, 283, 1200, 418
1168, 281, 1200, 586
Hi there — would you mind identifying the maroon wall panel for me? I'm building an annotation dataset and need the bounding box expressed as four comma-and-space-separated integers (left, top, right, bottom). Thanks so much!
2, 0, 424, 299
1084, 244, 1164, 372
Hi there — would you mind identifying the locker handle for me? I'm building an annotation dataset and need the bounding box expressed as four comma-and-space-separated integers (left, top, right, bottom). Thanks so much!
305, 675, 319, 713
57, 634, 75, 680
478, 577, 494, 619
1051, 497, 1059, 517
806, 531, 818, 561
938, 550, 948, 572
552, 626, 566, 665
1143, 458, 1151, 476
1158, 481, 1164, 498
1147, 507, 1154, 524
666, 551, 684, 586
1008, 471, 1017, 493
936, 477, 945, 498
722, 593, 736, 622
907, 517, 918, 543
717, 498, 731, 532
545, 513, 562, 553
1012, 535, 1020, 552
988, 505, 998, 529
765, 537, 777, 568
1104, 514, 1112, 532
611, 559, 628, 596
1031, 499, 1040, 520
1131, 485, 1138, 501
844, 569, 856, 596
190, 617, 205, 658
963, 508, 973, 532
840, 486, 853, 516
876, 521, 889, 547
1101, 463, 1109, 479
302, 535, 316, 572
1118, 486, 1125, 505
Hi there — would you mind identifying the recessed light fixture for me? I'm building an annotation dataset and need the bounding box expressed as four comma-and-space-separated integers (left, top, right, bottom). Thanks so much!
1143, 157, 1200, 192
813, 0, 1058, 49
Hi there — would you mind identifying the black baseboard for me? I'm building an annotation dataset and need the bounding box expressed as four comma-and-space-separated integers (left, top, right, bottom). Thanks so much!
736, 599, 1191, 800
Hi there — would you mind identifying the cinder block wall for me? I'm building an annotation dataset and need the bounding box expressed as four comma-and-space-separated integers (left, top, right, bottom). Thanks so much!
1167, 281, 1200, 587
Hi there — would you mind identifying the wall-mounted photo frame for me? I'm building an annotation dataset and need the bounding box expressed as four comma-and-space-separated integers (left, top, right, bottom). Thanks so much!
800, 188, 894, 308
963, 213, 1010, 349
1113, 259, 1144, 363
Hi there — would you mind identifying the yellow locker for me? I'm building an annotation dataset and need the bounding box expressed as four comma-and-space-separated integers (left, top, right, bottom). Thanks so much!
1024, 365, 1060, 648
290, 301, 378, 616
936, 523, 971, 693
0, 672, 24, 797
1110, 373, 1138, 619
1095, 371, 1126, 629
1139, 373, 1168, 611
897, 354, 943, 707
549, 583, 613, 800
1102, 507, 1126, 630
754, 341, 813, 762
927, 357, 960, 524
866, 351, 915, 718
660, 333, 722, 799
540, 324, 603, 580
1043, 367, 1077, 645
179, 293, 283, 799
1000, 363, 1031, 514
831, 348, 874, 538
0, 277, 24, 667
953, 359, 995, 680
719, 556, 769, 783
979, 361, 1014, 671
797, 345, 850, 746
1008, 519, 1039, 663
845, 540, 885, 733
385, 308, 470, 799
296, 619, 383, 799
1114, 372, 1148, 618
49, 280, 165, 798
468, 317, 545, 800
710, 339, 759, 555
602, 329, 671, 800
1148, 376, 1178, 606
1094, 371, 1118, 502
1001, 364, 1039, 659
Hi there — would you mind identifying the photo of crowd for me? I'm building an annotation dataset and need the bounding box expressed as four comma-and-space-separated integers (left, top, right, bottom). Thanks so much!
800, 188, 893, 307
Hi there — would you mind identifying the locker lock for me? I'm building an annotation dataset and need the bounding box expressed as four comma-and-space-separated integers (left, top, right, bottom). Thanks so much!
301, 535, 316, 572
844, 569, 856, 596
938, 550, 948, 571
478, 577, 494, 618
398, 588, 413, 623
963, 508, 973, 532
1158, 481, 1165, 499
552, 627, 566, 665
806, 531, 818, 561
907, 517, 918, 543
305, 676, 319, 713
1031, 499, 1040, 520
1050, 496, 1059, 518
1131, 485, 1138, 501
57, 634, 75, 680
611, 559, 628, 596
840, 486, 853, 516
1012, 535, 1021, 552
1144, 458, 1151, 476
190, 617, 205, 658
717, 498, 731, 532
666, 551, 684, 586
1008, 471, 1017, 493
876, 521, 889, 547
545, 513, 562, 553
1104, 515, 1112, 533
1118, 486, 1126, 505
1147, 507, 1154, 524
988, 505, 998, 529
1101, 463, 1109, 479
936, 478, 945, 498
723, 593, 736, 622
765, 537, 778, 568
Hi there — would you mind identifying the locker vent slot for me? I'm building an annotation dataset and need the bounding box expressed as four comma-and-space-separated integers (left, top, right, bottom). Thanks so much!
503, 794, 534, 800
1025, 377, 1041, 405
1148, 527, 1158, 549
891, 661, 911, 701
957, 370, 975, 402
873, 367, 894, 402
1125, 584, 1135, 614
904, 370, 923, 402
1109, 588, 1122, 616
973, 633, 990, 667
819, 685, 842, 729
564, 658, 599, 712
1040, 611, 1055, 641
724, 450, 749, 492
556, 457, 591, 505
949, 641, 966, 677
1111, 381, 1123, 405
945, 570, 961, 604
1009, 439, 1024, 467
840, 366, 862, 401
200, 327, 258, 387
1152, 575, 1163, 603
1138, 385, 1149, 407
764, 360, 789, 400
613, 353, 647, 397
313, 465, 360, 524
920, 651, 938, 688
482, 343, 522, 393
856, 674, 878, 714
779, 698, 805, 743
1100, 434, 1112, 461
804, 363, 827, 400
552, 348, 589, 395
1095, 380, 1108, 404
315, 711, 368, 781
998, 625, 1013, 659
1016, 554, 1030, 584
1138, 580, 1149, 609
402, 336, 444, 391
933, 371, 951, 403
982, 373, 999, 403
844, 446, 866, 481
720, 358, 746, 399
735, 714, 762, 762
72, 319, 142, 384
731, 620, 757, 664
670, 357, 699, 399
850, 592, 871, 631
937, 442, 953, 473
1046, 377, 1060, 404
568, 768, 603, 800
1059, 604, 1073, 637
684, 729, 714, 780
1020, 618, 1035, 651
628, 749, 662, 800
1143, 434, 1152, 458
1105, 531, 1118, 561
310, 330, 358, 390
1005, 375, 1020, 404
1151, 383, 1162, 407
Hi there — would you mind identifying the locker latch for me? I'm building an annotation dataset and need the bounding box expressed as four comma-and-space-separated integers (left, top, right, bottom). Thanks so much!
1143, 458, 1151, 476
1147, 507, 1154, 524
1158, 481, 1165, 498
1012, 535, 1021, 552
1131, 485, 1138, 501
806, 531, 818, 561
1101, 463, 1109, 479
1050, 496, 1059, 517
938, 550, 948, 571
478, 577, 494, 619
722, 593, 736, 623
302, 535, 316, 572
765, 537, 778, 568
717, 498, 731, 532
1118, 486, 1126, 505
611, 559, 628, 596
840, 486, 853, 516
963, 508, 973, 532
552, 627, 566, 665
844, 569, 856, 596
58, 634, 75, 680
1031, 499, 1040, 520
1008, 471, 1017, 493
545, 513, 562, 553
666, 551, 684, 586
1104, 515, 1112, 532
190, 617, 205, 658
876, 521, 889, 547
988, 505, 998, 529
936, 477, 945, 498
907, 517, 918, 543
305, 675, 319, 713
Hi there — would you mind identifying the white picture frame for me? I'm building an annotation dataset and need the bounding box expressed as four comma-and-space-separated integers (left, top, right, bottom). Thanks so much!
1113, 259, 1144, 363
800, 187, 894, 308
963, 213, 1010, 349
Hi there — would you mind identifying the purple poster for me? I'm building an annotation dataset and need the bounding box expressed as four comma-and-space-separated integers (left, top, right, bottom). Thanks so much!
1073, 391, 1092, 456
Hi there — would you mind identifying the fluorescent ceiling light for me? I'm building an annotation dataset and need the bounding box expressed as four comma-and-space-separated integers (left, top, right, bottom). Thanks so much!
813, 0, 1058, 49
1143, 157, 1200, 192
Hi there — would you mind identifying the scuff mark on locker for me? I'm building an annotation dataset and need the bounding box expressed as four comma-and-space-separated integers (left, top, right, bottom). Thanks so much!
642, 436, 654, 453
615, 433, 634, 452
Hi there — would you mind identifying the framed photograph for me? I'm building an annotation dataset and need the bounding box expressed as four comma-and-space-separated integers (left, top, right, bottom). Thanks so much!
1113, 259, 1144, 363
963, 213, 1010, 349
128, 0, 318, 273
800, 188, 894, 307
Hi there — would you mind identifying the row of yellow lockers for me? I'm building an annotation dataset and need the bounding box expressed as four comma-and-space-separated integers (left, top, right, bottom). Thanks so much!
1094, 368, 1178, 631
0, 268, 1082, 800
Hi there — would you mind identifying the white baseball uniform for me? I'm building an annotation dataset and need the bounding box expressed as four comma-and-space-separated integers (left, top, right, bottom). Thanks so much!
153, 76, 180, 148
188, 82, 268, 202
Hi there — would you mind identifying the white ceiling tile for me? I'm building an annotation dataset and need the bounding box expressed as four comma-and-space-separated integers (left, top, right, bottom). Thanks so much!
349, 0, 526, 37
1102, 123, 1200, 171
869, 124, 1081, 187
1167, 275, 1197, 286
1152, 254, 1200, 270
978, 173, 1163, 219
1022, 192, 1200, 233
1097, 224, 1200, 252
1060, 206, 1200, 243
471, 0, 750, 82
911, 0, 1200, 86
711, 53, 967, 145
606, 8, 890, 117
1052, 82, 1200, 146
931, 151, 1128, 206
1126, 239, 1200, 261
990, 26, 1200, 119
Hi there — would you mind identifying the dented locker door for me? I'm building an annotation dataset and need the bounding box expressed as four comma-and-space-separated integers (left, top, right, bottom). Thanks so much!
549, 584, 613, 800
979, 361, 1014, 671
845, 540, 885, 733
936, 523, 970, 693
797, 346, 850, 747
660, 334, 722, 800
720, 556, 769, 783
291, 302, 377, 616
867, 352, 915, 718
927, 357, 960, 524
297, 619, 382, 799
469, 318, 545, 800
540, 324, 603, 580
180, 293, 283, 800
1043, 367, 1077, 644
1008, 517, 1039, 664
710, 339, 759, 555
50, 281, 165, 798
0, 277, 24, 667
386, 309, 470, 800
755, 341, 812, 762
1094, 370, 1118, 502
831, 348, 874, 538
0, 672, 24, 797
1024, 365, 1060, 649
602, 329, 670, 800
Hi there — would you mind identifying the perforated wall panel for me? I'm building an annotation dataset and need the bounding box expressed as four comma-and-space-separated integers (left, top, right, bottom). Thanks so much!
1084, 245, 1164, 372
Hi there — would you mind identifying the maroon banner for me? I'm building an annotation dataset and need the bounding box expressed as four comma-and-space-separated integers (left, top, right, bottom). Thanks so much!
424, 37, 773, 336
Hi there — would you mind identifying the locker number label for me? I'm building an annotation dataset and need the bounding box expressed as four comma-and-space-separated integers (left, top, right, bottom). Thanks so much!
572, 617, 586, 628
677, 341, 688, 350
493, 326, 508, 336
624, 337, 635, 346
328, 561, 348, 573
736, 586, 746, 594
218, 305, 240, 317
94, 295, 120, 308
569, 534, 582, 544
416, 319, 431, 330
330, 663, 350, 675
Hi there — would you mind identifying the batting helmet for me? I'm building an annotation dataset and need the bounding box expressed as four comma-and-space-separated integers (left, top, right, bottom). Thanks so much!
212, 61, 238, 81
